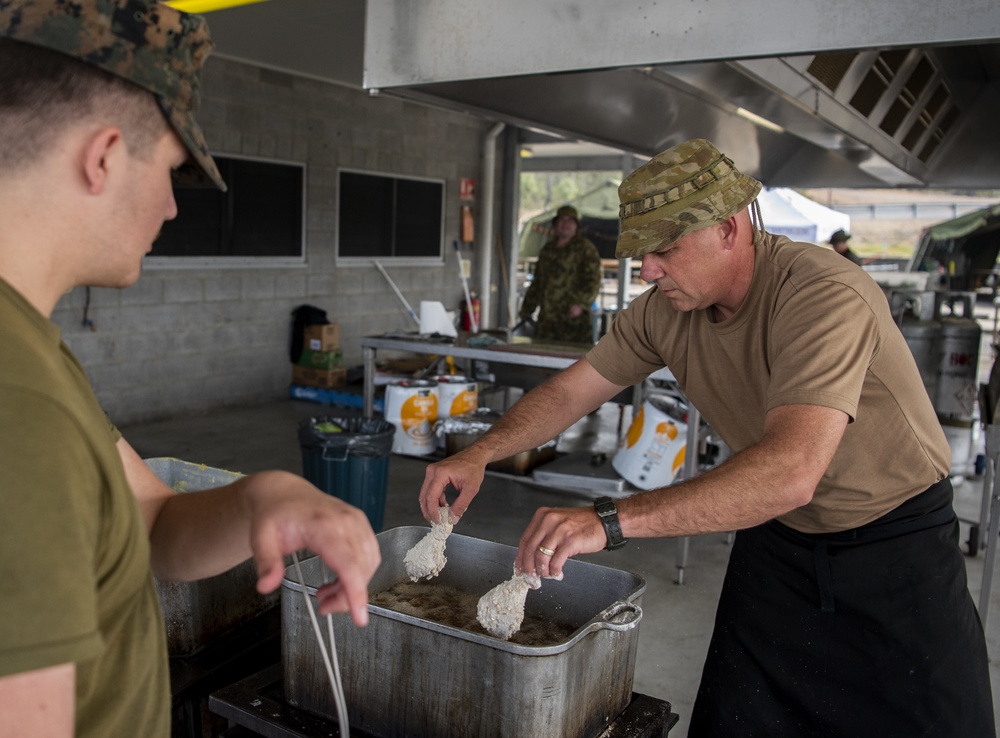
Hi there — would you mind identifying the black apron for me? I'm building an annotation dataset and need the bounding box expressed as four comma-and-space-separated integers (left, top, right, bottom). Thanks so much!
689, 478, 995, 737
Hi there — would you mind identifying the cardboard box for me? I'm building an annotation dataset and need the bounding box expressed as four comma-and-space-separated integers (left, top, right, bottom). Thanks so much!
297, 348, 344, 370
292, 365, 347, 389
303, 323, 340, 352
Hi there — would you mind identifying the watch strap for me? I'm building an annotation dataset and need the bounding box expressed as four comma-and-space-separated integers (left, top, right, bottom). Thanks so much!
594, 496, 627, 550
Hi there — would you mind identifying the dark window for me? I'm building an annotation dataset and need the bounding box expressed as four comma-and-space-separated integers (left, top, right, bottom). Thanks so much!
152, 156, 304, 260
338, 170, 444, 259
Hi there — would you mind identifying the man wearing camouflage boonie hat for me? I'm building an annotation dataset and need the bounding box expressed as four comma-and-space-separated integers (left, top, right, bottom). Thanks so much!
614, 138, 762, 260
0, 3, 380, 735
420, 138, 993, 735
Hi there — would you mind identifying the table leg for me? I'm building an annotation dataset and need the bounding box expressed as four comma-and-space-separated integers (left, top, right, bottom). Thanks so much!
675, 406, 702, 585
979, 425, 1000, 624
363, 346, 376, 418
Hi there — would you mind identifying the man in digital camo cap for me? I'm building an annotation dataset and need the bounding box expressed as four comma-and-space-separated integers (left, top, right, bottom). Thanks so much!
518, 203, 603, 343
420, 137, 993, 735
0, 0, 225, 190
0, 3, 379, 735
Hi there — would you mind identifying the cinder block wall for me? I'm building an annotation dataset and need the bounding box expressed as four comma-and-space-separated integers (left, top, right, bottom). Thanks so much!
52, 57, 497, 425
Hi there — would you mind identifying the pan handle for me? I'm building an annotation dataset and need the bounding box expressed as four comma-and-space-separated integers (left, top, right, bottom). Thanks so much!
596, 601, 643, 632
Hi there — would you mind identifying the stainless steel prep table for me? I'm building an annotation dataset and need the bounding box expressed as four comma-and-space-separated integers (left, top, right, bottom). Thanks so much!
360, 334, 707, 583
360, 334, 680, 414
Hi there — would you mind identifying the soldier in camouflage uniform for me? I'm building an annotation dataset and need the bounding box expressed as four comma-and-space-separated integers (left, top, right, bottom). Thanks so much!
0, 3, 379, 735
829, 227, 863, 264
421, 138, 993, 736
519, 205, 602, 344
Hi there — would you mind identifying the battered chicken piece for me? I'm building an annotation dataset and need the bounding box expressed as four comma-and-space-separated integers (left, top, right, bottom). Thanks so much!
476, 568, 542, 641
404, 505, 454, 581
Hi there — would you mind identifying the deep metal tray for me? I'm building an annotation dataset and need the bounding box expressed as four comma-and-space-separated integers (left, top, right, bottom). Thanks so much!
147, 458, 279, 656
282, 526, 646, 738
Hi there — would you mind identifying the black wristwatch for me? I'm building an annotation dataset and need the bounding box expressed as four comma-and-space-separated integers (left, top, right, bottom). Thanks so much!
594, 496, 628, 550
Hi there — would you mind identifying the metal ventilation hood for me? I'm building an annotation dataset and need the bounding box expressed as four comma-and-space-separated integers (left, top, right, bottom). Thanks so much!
361, 0, 1000, 189
199, 0, 1000, 189
375, 48, 1000, 188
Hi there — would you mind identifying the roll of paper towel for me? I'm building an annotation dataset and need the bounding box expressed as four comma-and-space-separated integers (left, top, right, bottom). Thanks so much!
419, 301, 457, 337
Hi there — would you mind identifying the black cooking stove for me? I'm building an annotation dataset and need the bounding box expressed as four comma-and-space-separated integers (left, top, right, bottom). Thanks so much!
209, 664, 679, 738
171, 607, 281, 738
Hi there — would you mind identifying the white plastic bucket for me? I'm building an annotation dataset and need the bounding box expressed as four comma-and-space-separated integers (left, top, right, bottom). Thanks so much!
431, 376, 479, 418
384, 380, 439, 455
612, 398, 687, 490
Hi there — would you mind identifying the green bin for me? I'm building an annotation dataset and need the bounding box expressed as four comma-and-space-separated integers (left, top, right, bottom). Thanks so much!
298, 416, 394, 531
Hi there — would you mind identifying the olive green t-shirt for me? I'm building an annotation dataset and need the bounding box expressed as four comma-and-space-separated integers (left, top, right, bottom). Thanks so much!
0, 278, 169, 736
587, 232, 950, 533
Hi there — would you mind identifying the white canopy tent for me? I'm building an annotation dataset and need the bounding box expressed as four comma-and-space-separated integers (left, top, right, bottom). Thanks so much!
756, 188, 851, 245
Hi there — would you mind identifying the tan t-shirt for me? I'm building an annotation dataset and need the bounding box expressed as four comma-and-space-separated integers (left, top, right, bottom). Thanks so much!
0, 278, 169, 736
587, 232, 950, 533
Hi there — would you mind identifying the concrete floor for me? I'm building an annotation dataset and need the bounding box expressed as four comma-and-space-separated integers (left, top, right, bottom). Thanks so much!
121, 393, 1000, 737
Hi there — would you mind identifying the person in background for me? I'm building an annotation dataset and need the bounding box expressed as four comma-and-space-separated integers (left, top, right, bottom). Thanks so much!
420, 139, 994, 736
519, 205, 602, 343
0, 2, 379, 736
829, 227, 863, 264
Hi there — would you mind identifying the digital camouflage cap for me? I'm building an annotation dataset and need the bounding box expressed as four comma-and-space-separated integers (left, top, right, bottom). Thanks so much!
0, 0, 226, 190
616, 138, 761, 258
553, 205, 579, 223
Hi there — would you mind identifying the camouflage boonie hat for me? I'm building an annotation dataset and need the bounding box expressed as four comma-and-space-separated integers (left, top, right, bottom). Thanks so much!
616, 138, 761, 258
0, 0, 226, 191
553, 205, 579, 223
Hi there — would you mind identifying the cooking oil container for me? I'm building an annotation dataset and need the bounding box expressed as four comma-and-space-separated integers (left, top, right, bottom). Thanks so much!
612, 396, 687, 490
384, 379, 439, 455
431, 375, 478, 418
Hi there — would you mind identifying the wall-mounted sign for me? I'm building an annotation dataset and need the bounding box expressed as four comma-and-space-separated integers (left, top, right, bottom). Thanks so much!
459, 178, 476, 201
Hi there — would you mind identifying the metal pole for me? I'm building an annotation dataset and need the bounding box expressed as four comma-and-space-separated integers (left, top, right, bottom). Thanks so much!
979, 424, 1000, 624
675, 406, 702, 585
363, 346, 376, 418
478, 122, 505, 330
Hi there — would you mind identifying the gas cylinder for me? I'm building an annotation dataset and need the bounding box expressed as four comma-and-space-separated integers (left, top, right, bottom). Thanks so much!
899, 316, 941, 402
896, 289, 943, 402
933, 295, 981, 426
932, 292, 982, 478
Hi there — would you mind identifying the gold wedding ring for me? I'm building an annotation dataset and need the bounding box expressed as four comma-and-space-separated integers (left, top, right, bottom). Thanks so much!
538, 545, 555, 556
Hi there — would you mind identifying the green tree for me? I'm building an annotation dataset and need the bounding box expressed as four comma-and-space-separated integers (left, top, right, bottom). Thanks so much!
520, 171, 621, 218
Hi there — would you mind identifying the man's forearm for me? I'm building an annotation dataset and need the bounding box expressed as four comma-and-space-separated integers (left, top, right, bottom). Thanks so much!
618, 403, 847, 538
149, 477, 257, 580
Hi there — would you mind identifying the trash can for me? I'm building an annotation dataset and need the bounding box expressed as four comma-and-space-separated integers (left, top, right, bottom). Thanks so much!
298, 416, 395, 531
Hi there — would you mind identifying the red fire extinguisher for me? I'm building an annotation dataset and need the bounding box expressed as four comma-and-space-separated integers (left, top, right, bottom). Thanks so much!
462, 291, 480, 331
